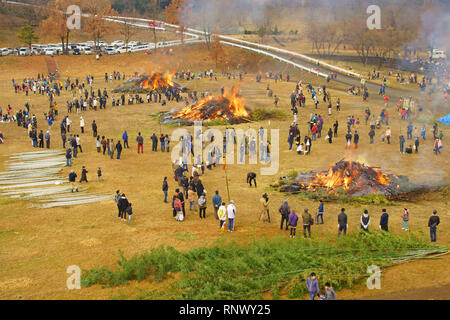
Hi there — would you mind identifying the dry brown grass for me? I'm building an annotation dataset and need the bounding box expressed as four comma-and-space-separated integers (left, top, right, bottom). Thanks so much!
0, 46, 449, 300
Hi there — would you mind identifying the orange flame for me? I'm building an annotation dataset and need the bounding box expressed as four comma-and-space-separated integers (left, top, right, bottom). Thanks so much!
173, 86, 250, 122
140, 71, 175, 90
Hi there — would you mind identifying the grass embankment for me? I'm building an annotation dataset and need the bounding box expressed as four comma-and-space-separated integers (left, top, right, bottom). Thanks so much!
81, 232, 447, 300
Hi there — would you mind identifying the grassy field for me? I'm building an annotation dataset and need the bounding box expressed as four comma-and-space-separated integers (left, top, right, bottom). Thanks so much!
0, 45, 449, 300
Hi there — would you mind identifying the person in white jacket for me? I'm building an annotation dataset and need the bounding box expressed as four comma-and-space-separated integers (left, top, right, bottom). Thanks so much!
218, 202, 227, 230
227, 200, 236, 232
80, 116, 85, 134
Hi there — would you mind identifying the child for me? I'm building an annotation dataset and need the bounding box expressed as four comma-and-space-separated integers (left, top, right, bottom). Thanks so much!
126, 203, 133, 222
319, 292, 326, 300
402, 208, 409, 231
97, 167, 103, 181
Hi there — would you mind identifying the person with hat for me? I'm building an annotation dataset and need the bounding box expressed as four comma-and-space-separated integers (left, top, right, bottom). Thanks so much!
218, 202, 227, 230
259, 193, 270, 223
428, 210, 440, 242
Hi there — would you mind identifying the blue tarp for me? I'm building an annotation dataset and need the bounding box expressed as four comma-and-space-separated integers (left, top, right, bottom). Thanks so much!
437, 114, 450, 125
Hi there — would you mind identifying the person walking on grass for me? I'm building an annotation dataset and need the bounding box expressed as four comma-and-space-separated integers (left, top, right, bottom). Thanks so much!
162, 177, 168, 203
279, 200, 290, 231
68, 170, 78, 192
307, 273, 320, 300
136, 132, 144, 154
122, 130, 129, 148
402, 208, 409, 231
316, 200, 324, 224
302, 208, 313, 238
198, 192, 207, 219
259, 193, 270, 223
212, 190, 222, 220
338, 208, 348, 238
428, 210, 440, 242
116, 140, 123, 160
97, 167, 103, 181
218, 202, 227, 230
79, 166, 88, 183
361, 210, 370, 231
380, 208, 389, 232
288, 209, 298, 238
227, 200, 236, 232
65, 147, 72, 167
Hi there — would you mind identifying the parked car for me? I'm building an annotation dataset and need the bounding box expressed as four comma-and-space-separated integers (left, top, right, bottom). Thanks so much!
0, 48, 13, 56
83, 47, 93, 55
18, 47, 30, 56
45, 48, 56, 56
116, 46, 132, 54
72, 48, 81, 55
111, 40, 124, 47
104, 47, 116, 55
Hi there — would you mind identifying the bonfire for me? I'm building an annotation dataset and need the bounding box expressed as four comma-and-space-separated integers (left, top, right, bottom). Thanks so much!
274, 160, 411, 197
113, 71, 185, 93
165, 87, 251, 125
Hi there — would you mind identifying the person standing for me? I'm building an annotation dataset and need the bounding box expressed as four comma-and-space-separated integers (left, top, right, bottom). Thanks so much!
316, 200, 324, 224
259, 193, 270, 223
122, 130, 129, 148
354, 131, 359, 149
385, 127, 391, 144
188, 186, 197, 212
302, 208, 312, 238
399, 134, 405, 154
136, 132, 144, 154
212, 191, 222, 220
227, 200, 236, 232
116, 140, 123, 160
198, 192, 207, 219
45, 131, 50, 149
109, 139, 115, 159
65, 147, 72, 167
380, 208, 389, 232
428, 210, 440, 242
218, 202, 227, 230
151, 133, 158, 152
91, 120, 97, 137
338, 208, 348, 238
279, 200, 290, 231
361, 210, 370, 231
80, 116, 85, 134
306, 273, 320, 300
162, 177, 168, 203
288, 209, 298, 238
402, 208, 409, 231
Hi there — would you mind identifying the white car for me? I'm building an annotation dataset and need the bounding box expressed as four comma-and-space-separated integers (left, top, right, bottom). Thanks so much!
18, 47, 30, 56
111, 40, 124, 47
98, 41, 107, 47
104, 47, 116, 55
45, 48, 56, 56
0, 48, 13, 56
116, 46, 133, 54
127, 41, 138, 47
83, 47, 93, 55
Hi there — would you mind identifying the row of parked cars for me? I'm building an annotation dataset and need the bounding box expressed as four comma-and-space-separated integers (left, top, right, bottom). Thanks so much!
0, 39, 189, 57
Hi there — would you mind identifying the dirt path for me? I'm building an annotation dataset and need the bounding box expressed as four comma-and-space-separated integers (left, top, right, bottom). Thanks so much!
44, 56, 60, 78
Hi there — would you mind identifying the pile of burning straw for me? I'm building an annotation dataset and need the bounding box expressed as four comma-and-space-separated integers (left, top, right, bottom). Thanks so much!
273, 160, 416, 198
161, 87, 251, 125
113, 72, 186, 93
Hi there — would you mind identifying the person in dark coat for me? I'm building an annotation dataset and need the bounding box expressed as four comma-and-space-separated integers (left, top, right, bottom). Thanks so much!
279, 200, 290, 230
428, 209, 440, 242
79, 166, 88, 183
338, 208, 348, 238
247, 172, 257, 187
118, 194, 129, 221
379, 208, 389, 232
116, 140, 123, 160
151, 133, 158, 151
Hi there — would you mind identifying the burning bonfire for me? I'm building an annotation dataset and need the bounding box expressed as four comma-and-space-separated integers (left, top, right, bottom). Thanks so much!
113, 71, 185, 93
164, 87, 251, 125
274, 160, 413, 198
